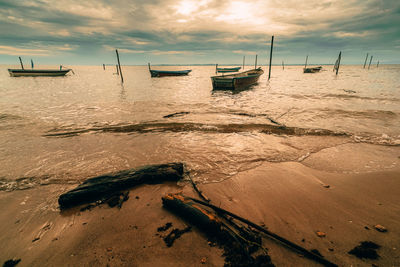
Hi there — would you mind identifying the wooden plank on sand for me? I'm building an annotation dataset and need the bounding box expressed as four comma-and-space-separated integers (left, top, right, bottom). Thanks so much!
58, 163, 184, 209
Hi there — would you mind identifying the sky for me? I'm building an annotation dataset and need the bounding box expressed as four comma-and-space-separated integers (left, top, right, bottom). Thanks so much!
0, 0, 399, 65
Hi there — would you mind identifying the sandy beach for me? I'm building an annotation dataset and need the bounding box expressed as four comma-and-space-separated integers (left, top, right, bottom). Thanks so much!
1, 135, 399, 267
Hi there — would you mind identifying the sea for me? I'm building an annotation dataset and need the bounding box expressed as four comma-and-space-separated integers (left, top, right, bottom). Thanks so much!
0, 64, 399, 191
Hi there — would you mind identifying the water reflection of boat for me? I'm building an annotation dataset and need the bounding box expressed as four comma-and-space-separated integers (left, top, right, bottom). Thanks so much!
8, 69, 71, 77
303, 66, 322, 73
216, 66, 241, 73
148, 63, 191, 77
211, 68, 264, 90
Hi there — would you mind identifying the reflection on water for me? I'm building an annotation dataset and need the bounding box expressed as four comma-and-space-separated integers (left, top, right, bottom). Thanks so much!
0, 65, 399, 187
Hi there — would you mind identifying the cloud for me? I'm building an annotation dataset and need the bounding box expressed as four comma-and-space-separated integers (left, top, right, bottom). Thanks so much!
0, 0, 399, 64
328, 31, 375, 38
0, 43, 77, 56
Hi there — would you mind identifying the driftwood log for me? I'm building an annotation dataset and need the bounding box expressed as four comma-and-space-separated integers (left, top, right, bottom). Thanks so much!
162, 193, 274, 266
58, 163, 184, 210
162, 193, 222, 233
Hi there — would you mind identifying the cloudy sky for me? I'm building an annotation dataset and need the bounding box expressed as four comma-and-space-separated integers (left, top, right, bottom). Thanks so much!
0, 0, 399, 65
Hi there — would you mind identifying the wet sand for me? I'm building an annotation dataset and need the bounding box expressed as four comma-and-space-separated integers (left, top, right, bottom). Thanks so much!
0, 139, 399, 266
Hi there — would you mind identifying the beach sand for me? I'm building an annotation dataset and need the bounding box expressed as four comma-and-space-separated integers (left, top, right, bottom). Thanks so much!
0, 138, 399, 266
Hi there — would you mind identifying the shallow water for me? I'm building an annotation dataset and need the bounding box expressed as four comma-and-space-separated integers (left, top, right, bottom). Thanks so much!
0, 64, 399, 189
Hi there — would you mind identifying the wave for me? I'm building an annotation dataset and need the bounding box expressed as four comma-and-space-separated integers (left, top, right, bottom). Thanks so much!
322, 93, 400, 102
162, 110, 283, 125
272, 93, 400, 102
0, 175, 78, 192
43, 121, 400, 146
316, 108, 398, 119
44, 122, 348, 137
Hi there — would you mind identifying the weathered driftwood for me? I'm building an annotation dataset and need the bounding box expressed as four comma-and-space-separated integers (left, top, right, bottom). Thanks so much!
162, 193, 274, 266
59, 163, 183, 210
162, 193, 222, 233
187, 174, 210, 202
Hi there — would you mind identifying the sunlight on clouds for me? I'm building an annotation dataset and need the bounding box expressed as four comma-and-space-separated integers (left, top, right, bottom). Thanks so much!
174, 0, 211, 15
7, 16, 24, 23
232, 50, 258, 55
130, 40, 149, 45
49, 29, 71, 37
216, 1, 265, 25
175, 0, 198, 15
329, 31, 374, 38
124, 38, 150, 46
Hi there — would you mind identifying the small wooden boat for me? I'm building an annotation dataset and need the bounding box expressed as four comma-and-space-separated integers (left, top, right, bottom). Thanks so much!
302, 55, 322, 73
303, 66, 322, 73
211, 67, 264, 90
8, 69, 71, 77
148, 63, 191, 77
216, 66, 241, 73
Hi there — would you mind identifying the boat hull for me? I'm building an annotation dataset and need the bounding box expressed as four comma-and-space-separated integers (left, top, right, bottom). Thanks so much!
8, 69, 71, 77
216, 67, 241, 73
150, 69, 192, 77
303, 66, 322, 73
211, 68, 264, 90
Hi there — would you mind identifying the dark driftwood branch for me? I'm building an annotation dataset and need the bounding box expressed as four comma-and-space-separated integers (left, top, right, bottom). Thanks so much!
186, 173, 210, 202
187, 196, 338, 267
58, 163, 184, 210
162, 193, 223, 233
162, 193, 274, 266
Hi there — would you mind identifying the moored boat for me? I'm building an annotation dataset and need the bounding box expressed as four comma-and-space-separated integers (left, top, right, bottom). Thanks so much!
8, 69, 71, 77
216, 66, 241, 73
303, 66, 322, 73
148, 63, 191, 77
211, 67, 264, 90
302, 55, 322, 73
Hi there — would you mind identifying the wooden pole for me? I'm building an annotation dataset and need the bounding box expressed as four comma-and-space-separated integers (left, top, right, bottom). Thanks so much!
377, 61, 379, 68
368, 55, 373, 70
19, 57, 24, 70
304, 55, 308, 69
116, 65, 119, 75
242, 56, 245, 70
336, 51, 341, 75
103, 64, 105, 70
254, 54, 257, 69
282, 61, 284, 70
115, 49, 124, 83
363, 53, 368, 68
268, 35, 274, 80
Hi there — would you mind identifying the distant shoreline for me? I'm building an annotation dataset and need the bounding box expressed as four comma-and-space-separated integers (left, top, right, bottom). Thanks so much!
1, 63, 400, 67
